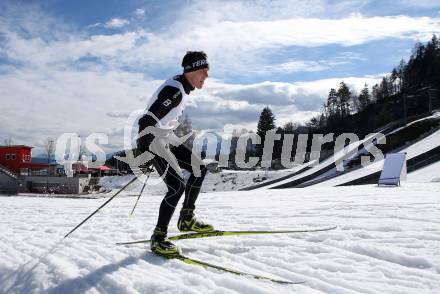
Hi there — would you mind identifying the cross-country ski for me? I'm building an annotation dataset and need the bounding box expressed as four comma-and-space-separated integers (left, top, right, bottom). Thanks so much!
116, 226, 337, 245
158, 251, 304, 285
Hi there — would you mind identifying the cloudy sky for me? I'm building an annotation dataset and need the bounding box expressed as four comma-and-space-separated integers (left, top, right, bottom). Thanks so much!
1, 0, 440, 155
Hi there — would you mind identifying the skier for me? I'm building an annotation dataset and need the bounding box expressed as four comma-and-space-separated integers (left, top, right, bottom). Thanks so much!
137, 51, 213, 256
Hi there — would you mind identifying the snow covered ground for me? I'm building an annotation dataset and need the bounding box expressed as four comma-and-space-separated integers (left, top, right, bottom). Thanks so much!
1, 181, 440, 293
98, 168, 298, 196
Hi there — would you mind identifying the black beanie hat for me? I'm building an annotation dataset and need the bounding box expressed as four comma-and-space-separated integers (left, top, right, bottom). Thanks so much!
182, 51, 209, 73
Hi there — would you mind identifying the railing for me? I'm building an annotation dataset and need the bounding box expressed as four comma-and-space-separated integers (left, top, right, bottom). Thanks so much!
0, 164, 18, 179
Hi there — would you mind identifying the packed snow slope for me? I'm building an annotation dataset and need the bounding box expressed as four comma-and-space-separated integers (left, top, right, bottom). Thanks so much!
407, 160, 440, 183
314, 128, 440, 187
1, 181, 440, 294
250, 112, 440, 189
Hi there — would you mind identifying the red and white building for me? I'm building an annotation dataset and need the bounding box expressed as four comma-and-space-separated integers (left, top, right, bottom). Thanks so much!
0, 145, 51, 176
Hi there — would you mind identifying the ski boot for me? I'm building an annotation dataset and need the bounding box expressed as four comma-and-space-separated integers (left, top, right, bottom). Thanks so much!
150, 227, 180, 257
177, 208, 214, 233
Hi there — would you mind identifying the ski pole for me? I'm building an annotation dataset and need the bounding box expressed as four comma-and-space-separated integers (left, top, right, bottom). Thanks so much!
64, 176, 138, 238
129, 170, 151, 216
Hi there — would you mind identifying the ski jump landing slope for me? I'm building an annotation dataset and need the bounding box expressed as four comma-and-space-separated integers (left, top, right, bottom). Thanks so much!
314, 127, 440, 187
249, 130, 388, 190
243, 113, 440, 190
240, 133, 374, 191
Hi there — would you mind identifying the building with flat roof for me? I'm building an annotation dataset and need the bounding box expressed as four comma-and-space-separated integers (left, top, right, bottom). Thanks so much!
0, 145, 52, 176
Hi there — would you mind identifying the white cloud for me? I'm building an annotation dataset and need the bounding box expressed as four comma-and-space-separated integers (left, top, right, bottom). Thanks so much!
103, 18, 130, 28
114, 14, 440, 77
7, 9, 424, 77
86, 18, 131, 30
261, 57, 357, 74
265, 60, 330, 73
0, 1, 433, 153
337, 51, 368, 62
0, 66, 161, 152
260, 52, 367, 75
183, 75, 382, 131
0, 57, 381, 152
3, 30, 143, 69
181, 15, 438, 48
3, 1, 438, 75
135, 8, 145, 18
87, 22, 101, 29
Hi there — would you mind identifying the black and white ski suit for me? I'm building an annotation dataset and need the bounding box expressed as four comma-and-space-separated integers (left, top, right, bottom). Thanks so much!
137, 74, 207, 232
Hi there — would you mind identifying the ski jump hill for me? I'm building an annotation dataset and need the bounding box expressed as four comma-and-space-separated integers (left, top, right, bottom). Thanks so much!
241, 112, 440, 190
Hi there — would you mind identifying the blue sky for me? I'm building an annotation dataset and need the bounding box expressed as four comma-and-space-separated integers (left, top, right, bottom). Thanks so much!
1, 0, 440, 154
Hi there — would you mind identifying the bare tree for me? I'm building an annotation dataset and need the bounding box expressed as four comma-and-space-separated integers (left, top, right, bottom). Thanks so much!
44, 138, 55, 192
45, 138, 55, 179
78, 140, 86, 161
4, 137, 14, 146
45, 138, 55, 163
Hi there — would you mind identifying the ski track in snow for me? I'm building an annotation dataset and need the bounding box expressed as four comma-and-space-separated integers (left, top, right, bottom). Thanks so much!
0, 183, 439, 294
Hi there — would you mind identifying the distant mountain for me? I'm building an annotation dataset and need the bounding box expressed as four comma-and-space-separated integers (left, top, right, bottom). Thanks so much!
32, 153, 102, 163
31, 157, 58, 164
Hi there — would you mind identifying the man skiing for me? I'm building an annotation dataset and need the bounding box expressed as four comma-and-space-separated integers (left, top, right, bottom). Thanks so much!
137, 51, 213, 256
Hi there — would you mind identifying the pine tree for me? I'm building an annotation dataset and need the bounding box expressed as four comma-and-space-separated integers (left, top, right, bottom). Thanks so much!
395, 59, 406, 93
358, 83, 371, 112
379, 77, 391, 100
390, 68, 399, 94
337, 82, 351, 117
326, 88, 339, 118
424, 34, 439, 85
256, 106, 276, 159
